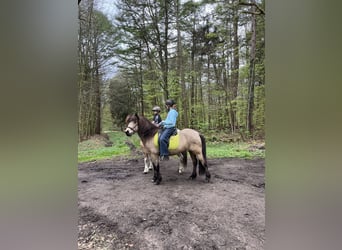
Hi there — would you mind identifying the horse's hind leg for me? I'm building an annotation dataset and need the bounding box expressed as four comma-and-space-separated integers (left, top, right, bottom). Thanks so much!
143, 155, 150, 174
148, 157, 153, 170
141, 141, 153, 174
189, 152, 197, 180
197, 154, 211, 182
143, 154, 153, 174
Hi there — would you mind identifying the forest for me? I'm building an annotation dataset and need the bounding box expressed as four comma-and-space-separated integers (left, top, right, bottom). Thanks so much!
78, 0, 265, 141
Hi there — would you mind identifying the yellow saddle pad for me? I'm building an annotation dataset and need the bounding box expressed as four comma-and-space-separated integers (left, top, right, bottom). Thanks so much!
153, 131, 180, 150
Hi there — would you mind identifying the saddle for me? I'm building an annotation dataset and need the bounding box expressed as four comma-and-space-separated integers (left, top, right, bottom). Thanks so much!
153, 129, 180, 150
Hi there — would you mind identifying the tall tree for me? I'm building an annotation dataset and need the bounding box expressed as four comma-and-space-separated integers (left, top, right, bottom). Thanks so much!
78, 0, 115, 140
230, 0, 240, 133
246, 0, 257, 133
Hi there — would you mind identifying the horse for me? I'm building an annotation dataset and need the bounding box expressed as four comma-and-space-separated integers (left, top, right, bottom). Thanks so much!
124, 113, 211, 185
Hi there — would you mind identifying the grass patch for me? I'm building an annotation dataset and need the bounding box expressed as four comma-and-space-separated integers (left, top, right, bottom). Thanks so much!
78, 131, 141, 163
78, 147, 128, 162
78, 131, 265, 163
207, 142, 265, 159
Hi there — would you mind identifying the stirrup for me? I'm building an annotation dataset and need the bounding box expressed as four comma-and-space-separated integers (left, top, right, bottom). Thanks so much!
172, 129, 178, 136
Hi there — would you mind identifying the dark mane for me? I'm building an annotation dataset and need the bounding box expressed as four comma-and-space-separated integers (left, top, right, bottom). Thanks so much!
126, 114, 159, 141
137, 115, 159, 140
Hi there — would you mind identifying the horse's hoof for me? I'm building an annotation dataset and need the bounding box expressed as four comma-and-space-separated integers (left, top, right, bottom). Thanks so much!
154, 176, 162, 185
189, 175, 196, 180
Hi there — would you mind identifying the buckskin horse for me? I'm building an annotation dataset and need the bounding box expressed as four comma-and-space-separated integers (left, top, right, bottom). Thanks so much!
124, 114, 211, 185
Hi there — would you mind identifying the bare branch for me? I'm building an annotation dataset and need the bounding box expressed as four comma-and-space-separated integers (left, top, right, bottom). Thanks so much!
241, 11, 263, 15
239, 1, 265, 15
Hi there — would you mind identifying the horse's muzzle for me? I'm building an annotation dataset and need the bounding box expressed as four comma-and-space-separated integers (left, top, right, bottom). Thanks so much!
125, 130, 132, 136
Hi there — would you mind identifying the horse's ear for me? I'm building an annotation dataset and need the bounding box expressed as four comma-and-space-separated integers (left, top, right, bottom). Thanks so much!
125, 114, 130, 123
135, 113, 139, 121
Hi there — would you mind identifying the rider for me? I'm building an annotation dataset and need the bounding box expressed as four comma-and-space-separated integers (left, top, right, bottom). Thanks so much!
158, 99, 178, 161
151, 106, 162, 126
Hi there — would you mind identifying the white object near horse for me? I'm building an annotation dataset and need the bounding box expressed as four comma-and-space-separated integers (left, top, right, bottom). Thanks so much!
125, 114, 210, 185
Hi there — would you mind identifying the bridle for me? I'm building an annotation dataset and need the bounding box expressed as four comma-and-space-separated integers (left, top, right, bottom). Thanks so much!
126, 123, 138, 133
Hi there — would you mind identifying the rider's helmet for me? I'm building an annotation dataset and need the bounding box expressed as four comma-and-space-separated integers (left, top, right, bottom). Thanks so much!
152, 106, 161, 112
165, 99, 175, 107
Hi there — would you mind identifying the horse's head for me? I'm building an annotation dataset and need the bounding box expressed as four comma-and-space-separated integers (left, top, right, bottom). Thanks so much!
124, 113, 139, 136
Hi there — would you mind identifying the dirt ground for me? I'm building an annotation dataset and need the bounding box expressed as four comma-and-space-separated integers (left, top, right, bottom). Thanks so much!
78, 156, 265, 250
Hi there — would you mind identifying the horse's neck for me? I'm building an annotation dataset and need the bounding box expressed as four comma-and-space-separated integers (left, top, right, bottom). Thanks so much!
137, 120, 158, 142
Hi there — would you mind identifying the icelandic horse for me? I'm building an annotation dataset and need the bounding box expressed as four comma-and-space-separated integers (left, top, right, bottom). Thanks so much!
125, 114, 210, 185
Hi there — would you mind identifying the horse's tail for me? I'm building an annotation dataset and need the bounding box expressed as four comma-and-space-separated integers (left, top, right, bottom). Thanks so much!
198, 134, 207, 176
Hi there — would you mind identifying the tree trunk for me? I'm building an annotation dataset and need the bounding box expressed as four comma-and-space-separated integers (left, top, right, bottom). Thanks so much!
176, 0, 188, 128
139, 41, 145, 115
190, 23, 196, 129
163, 0, 169, 99
230, 1, 240, 133
247, 2, 257, 135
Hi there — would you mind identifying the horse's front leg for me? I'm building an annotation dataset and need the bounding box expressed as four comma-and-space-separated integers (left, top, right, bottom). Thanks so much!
151, 154, 162, 185
178, 152, 187, 174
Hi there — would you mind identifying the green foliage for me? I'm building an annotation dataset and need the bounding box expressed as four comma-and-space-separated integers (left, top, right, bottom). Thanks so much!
101, 104, 115, 131
253, 85, 265, 138
108, 74, 135, 127
236, 85, 248, 128
168, 70, 181, 101
85, 0, 265, 139
205, 32, 219, 40
142, 68, 164, 113
93, 10, 115, 34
